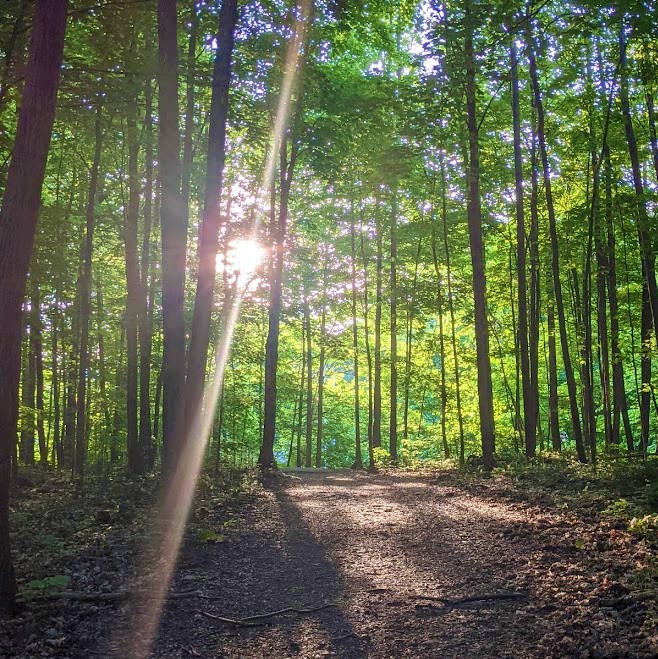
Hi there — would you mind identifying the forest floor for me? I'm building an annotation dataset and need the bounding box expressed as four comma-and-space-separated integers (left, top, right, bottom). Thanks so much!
3, 464, 658, 658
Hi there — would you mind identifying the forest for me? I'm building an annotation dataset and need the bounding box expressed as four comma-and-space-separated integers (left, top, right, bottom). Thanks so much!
2, 0, 658, 656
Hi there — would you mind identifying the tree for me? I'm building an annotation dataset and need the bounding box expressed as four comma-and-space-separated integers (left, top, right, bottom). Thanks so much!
0, 0, 68, 616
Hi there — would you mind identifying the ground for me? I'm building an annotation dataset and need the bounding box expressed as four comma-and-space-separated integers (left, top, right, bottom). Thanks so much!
3, 468, 658, 658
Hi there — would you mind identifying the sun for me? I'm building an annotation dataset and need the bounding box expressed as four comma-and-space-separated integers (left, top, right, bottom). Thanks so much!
218, 238, 264, 281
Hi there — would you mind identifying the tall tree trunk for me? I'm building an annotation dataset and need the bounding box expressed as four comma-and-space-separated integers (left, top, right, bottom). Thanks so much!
0, 0, 68, 614
373, 196, 383, 449
304, 292, 313, 468
359, 215, 375, 467
185, 0, 239, 439
20, 305, 35, 464
430, 201, 449, 459
32, 279, 46, 464
440, 152, 465, 465
52, 302, 62, 467
465, 3, 495, 468
260, 137, 298, 469
125, 91, 143, 475
528, 104, 541, 449
403, 236, 422, 447
619, 25, 658, 441
511, 36, 535, 457
181, 0, 198, 232
316, 246, 327, 468
296, 316, 305, 469
351, 210, 363, 469
139, 30, 155, 469
158, 0, 186, 470
74, 102, 103, 484
526, 19, 586, 463
389, 193, 398, 462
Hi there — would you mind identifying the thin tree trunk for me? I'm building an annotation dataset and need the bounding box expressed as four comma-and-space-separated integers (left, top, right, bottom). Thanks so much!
430, 200, 449, 459
316, 246, 327, 468
359, 215, 374, 467
260, 137, 298, 469
181, 0, 198, 232
304, 292, 313, 468
527, 18, 586, 463
511, 36, 535, 457
389, 193, 398, 462
139, 29, 155, 469
125, 91, 143, 475
52, 302, 62, 467
32, 279, 46, 465
403, 236, 422, 447
439, 152, 465, 465
74, 102, 103, 484
351, 209, 363, 469
373, 195, 383, 449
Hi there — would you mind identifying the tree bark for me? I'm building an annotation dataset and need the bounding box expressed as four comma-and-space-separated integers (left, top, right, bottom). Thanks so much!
185, 0, 239, 442
0, 0, 68, 615
465, 3, 495, 468
158, 0, 186, 471
511, 36, 535, 457
351, 208, 363, 469
389, 193, 398, 462
74, 102, 103, 485
125, 91, 143, 475
526, 18, 586, 463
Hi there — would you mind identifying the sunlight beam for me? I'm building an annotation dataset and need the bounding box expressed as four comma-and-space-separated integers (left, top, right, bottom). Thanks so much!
124, 3, 312, 657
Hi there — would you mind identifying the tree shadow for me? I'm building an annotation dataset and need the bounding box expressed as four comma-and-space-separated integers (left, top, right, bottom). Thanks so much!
148, 481, 369, 658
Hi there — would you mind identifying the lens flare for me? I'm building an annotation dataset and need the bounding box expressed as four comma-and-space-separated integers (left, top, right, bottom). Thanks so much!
121, 3, 312, 657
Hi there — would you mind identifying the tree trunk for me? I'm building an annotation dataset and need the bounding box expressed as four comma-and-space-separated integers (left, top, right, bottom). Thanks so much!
526, 19, 586, 463
74, 102, 103, 484
260, 138, 297, 469
32, 279, 47, 465
619, 24, 658, 445
403, 236, 422, 447
465, 3, 495, 468
181, 0, 198, 233
304, 292, 313, 468
125, 91, 143, 475
20, 305, 35, 464
359, 215, 375, 467
316, 247, 327, 468
373, 196, 383, 449
139, 29, 155, 469
389, 193, 398, 462
430, 199, 449, 459
351, 209, 363, 469
511, 36, 535, 457
0, 0, 68, 614
185, 0, 239, 442
158, 0, 186, 471
439, 152, 465, 465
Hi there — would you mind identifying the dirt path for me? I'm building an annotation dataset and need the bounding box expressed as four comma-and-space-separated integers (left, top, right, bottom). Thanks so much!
140, 471, 656, 658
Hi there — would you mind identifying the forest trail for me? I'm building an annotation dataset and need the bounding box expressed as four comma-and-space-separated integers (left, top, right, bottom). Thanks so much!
143, 471, 655, 658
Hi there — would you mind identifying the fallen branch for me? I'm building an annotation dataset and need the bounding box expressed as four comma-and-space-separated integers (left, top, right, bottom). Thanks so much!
199, 603, 337, 627
413, 591, 527, 607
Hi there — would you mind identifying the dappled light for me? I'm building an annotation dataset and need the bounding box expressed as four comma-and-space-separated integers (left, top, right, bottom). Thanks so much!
2, 0, 658, 656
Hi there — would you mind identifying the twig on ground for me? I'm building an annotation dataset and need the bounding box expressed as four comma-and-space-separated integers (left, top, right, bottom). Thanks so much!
198, 603, 337, 627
